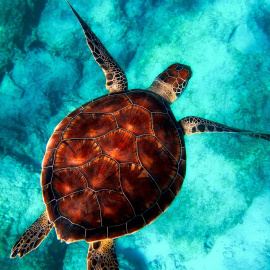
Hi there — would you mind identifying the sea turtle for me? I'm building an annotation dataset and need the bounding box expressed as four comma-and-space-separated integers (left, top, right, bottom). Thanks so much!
10, 2, 270, 270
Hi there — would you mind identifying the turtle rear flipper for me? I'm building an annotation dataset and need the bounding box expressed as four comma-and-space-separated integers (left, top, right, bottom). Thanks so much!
87, 239, 119, 270
180, 116, 270, 141
10, 211, 53, 258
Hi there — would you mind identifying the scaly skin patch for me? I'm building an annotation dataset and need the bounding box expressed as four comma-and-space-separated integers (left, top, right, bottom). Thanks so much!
180, 116, 270, 141
88, 239, 119, 270
10, 211, 53, 258
67, 2, 127, 93
148, 63, 192, 103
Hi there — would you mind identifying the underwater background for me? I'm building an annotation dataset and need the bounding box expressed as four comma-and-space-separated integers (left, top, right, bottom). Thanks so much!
0, 0, 269, 269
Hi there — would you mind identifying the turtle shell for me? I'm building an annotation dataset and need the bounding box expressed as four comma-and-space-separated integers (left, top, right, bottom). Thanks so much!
41, 90, 186, 243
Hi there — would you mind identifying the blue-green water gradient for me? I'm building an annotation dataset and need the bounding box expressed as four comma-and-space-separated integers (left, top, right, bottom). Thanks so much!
0, 0, 269, 269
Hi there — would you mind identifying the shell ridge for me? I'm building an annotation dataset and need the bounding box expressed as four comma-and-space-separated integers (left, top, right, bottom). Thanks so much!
124, 93, 134, 104
93, 189, 123, 194
80, 100, 93, 109
150, 112, 155, 136
99, 153, 119, 165
135, 138, 162, 194
61, 127, 119, 141
93, 139, 103, 154
41, 167, 54, 187
75, 168, 89, 188
93, 192, 103, 227
55, 188, 91, 202
53, 154, 102, 172
57, 215, 86, 230
153, 111, 183, 160
134, 137, 144, 171
168, 188, 177, 198
141, 215, 147, 226
43, 184, 55, 204
111, 114, 119, 128
151, 134, 178, 163
118, 165, 136, 216
156, 203, 164, 213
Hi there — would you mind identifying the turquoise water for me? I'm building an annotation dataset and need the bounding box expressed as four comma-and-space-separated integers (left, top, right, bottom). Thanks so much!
0, 0, 270, 269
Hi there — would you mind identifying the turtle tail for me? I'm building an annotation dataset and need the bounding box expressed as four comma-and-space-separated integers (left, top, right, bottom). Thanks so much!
10, 211, 53, 258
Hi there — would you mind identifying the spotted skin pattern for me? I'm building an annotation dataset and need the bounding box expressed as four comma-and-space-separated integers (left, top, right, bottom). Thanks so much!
88, 239, 119, 270
67, 2, 127, 93
148, 63, 192, 103
180, 116, 270, 141
10, 211, 53, 258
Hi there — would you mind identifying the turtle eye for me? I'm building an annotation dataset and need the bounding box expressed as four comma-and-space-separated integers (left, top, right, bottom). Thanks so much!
158, 63, 192, 97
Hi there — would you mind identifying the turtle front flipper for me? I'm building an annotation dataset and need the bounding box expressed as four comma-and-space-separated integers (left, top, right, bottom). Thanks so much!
10, 211, 53, 258
180, 116, 270, 141
67, 2, 127, 93
87, 239, 119, 270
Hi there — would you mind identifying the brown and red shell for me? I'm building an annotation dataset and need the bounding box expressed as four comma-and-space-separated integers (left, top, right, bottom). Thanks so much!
41, 90, 186, 243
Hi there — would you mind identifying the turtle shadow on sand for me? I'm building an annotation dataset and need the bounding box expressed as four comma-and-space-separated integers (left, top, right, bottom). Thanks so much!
117, 246, 148, 270
45, 237, 68, 269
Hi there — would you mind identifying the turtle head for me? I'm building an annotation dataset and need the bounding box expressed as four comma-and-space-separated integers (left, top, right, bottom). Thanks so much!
148, 63, 192, 103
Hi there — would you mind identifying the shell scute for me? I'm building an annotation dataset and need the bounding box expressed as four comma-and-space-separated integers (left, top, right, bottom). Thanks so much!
42, 91, 184, 242
67, 107, 83, 118
85, 227, 107, 242
47, 132, 62, 149
63, 113, 117, 139
54, 217, 85, 243
42, 183, 54, 204
52, 169, 87, 199
54, 139, 100, 169
46, 200, 60, 222
178, 159, 186, 178
114, 105, 153, 136
152, 113, 180, 160
42, 149, 55, 168
83, 94, 131, 113
96, 191, 134, 226
127, 91, 167, 113
120, 163, 160, 214
41, 167, 53, 186
108, 224, 127, 239
78, 156, 120, 192
54, 117, 71, 132
143, 204, 162, 224
57, 189, 101, 229
157, 190, 175, 212
96, 129, 138, 163
137, 135, 178, 192
127, 215, 145, 234
170, 174, 184, 196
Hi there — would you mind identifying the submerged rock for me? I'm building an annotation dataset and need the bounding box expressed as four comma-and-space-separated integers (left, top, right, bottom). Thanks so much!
0, 0, 46, 77
0, 73, 24, 99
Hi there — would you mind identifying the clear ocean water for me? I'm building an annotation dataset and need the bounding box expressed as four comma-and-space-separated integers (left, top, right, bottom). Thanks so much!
0, 0, 269, 269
